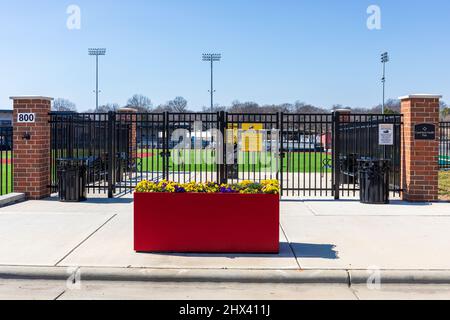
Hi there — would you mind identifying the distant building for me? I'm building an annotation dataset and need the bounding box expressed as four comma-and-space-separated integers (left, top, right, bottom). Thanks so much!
0, 110, 13, 127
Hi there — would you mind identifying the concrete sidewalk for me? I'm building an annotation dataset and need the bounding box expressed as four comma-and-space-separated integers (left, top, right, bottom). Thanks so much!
0, 196, 450, 283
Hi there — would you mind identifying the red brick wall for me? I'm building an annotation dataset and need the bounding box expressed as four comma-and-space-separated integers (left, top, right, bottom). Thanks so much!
400, 96, 440, 202
117, 108, 137, 157
12, 97, 52, 200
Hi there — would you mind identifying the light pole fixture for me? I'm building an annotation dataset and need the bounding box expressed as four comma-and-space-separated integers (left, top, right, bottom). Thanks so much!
381, 52, 389, 114
202, 53, 222, 112
88, 48, 107, 112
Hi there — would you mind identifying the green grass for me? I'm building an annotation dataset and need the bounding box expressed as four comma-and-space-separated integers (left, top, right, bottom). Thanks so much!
439, 171, 450, 200
0, 164, 12, 195
0, 151, 12, 195
135, 150, 332, 173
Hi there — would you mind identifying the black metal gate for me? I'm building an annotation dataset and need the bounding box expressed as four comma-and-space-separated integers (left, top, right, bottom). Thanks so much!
334, 113, 403, 198
0, 126, 13, 196
440, 122, 450, 170
50, 112, 131, 197
281, 113, 334, 197
50, 111, 402, 198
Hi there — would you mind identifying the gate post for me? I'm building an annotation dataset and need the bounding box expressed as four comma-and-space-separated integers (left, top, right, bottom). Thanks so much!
163, 111, 169, 180
400, 94, 441, 202
278, 112, 284, 196
217, 111, 226, 184
332, 109, 351, 200
118, 108, 137, 184
332, 111, 341, 200
107, 111, 116, 198
10, 96, 53, 200
118, 108, 137, 157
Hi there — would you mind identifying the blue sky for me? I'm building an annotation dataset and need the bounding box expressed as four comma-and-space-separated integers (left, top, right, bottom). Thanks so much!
0, 0, 449, 111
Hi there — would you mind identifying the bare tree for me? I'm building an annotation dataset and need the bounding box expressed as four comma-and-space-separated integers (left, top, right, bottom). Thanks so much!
369, 99, 401, 114
127, 94, 153, 112
202, 104, 226, 112
229, 101, 260, 113
154, 104, 173, 113
441, 101, 450, 120
168, 97, 188, 113
294, 101, 327, 114
53, 98, 76, 112
95, 103, 120, 113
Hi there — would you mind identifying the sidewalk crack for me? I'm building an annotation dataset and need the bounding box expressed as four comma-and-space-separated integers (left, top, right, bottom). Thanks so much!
54, 290, 66, 300
54, 214, 117, 267
280, 223, 302, 270
302, 202, 319, 216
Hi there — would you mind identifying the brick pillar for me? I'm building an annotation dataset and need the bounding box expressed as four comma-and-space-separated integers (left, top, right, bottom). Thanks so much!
335, 108, 351, 123
400, 94, 441, 202
117, 108, 137, 157
11, 96, 52, 200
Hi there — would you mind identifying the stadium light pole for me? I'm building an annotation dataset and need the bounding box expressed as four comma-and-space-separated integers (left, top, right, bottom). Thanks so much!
381, 52, 389, 114
88, 48, 106, 112
202, 53, 221, 112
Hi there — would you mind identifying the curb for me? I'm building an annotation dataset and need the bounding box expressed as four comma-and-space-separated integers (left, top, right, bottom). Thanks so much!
81, 268, 349, 284
2, 267, 450, 285
349, 270, 450, 285
0, 193, 25, 208
0, 267, 348, 284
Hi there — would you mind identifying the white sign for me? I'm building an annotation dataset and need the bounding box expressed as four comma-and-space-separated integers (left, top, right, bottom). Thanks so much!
379, 124, 394, 146
17, 113, 36, 123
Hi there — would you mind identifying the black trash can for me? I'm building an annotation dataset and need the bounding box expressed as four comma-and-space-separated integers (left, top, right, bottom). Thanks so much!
358, 158, 391, 204
57, 158, 87, 202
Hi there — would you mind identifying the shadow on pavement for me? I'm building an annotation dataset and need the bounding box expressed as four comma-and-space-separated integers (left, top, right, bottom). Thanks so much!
282, 198, 434, 207
42, 196, 133, 204
290, 243, 339, 259
138, 243, 339, 260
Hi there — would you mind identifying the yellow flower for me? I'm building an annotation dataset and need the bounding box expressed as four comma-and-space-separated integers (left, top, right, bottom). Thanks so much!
240, 180, 253, 187
136, 179, 280, 194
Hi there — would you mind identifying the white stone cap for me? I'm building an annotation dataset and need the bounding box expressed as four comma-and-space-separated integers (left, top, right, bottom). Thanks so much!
118, 107, 137, 113
398, 94, 442, 100
10, 96, 54, 101
334, 109, 351, 113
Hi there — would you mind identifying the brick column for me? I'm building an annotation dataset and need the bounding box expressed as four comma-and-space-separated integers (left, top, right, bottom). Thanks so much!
11, 96, 53, 200
335, 108, 351, 123
400, 94, 441, 202
117, 108, 137, 156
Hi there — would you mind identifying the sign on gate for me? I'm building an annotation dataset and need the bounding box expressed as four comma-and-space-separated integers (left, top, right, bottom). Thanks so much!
379, 124, 394, 146
241, 123, 264, 152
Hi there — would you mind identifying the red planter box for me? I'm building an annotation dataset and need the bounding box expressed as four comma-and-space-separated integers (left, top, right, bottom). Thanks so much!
134, 193, 280, 254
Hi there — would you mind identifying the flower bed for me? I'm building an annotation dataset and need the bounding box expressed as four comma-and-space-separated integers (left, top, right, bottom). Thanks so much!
134, 180, 280, 253
135, 179, 280, 195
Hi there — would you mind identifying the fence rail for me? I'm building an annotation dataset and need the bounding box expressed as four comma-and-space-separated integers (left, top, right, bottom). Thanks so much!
0, 127, 13, 196
49, 111, 403, 199
440, 122, 450, 170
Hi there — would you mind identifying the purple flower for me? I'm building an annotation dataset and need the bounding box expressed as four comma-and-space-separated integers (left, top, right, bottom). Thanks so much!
175, 186, 186, 193
220, 187, 236, 193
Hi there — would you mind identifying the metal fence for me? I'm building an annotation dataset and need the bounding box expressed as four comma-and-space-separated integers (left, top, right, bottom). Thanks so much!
49, 112, 130, 195
49, 111, 403, 199
440, 122, 450, 170
337, 114, 403, 197
0, 127, 13, 195
281, 113, 334, 197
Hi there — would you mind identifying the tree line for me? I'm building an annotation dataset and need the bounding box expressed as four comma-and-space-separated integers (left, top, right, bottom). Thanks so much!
52, 94, 450, 119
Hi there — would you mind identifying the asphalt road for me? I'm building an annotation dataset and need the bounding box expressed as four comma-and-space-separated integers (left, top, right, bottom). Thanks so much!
2, 279, 450, 300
